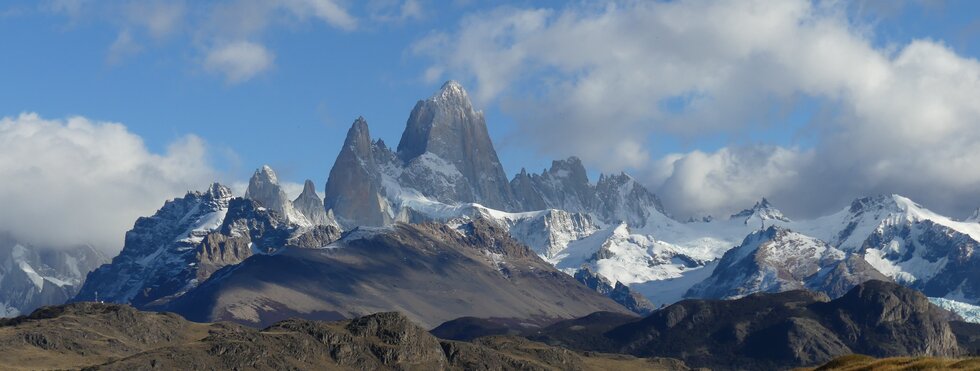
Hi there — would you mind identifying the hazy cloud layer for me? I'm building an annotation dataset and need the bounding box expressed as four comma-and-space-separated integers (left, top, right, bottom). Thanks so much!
0, 113, 215, 252
45, 0, 362, 83
417, 0, 980, 219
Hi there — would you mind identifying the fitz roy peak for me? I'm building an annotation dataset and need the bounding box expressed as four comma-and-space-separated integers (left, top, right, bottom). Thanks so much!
396, 80, 517, 211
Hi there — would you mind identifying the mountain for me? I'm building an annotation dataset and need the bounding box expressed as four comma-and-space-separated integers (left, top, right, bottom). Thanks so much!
157, 218, 630, 328
324, 117, 394, 228
0, 234, 105, 317
75, 183, 339, 308
245, 165, 312, 227
685, 226, 880, 300
0, 303, 683, 371
396, 80, 517, 211
510, 157, 670, 228
532, 280, 962, 370
795, 194, 980, 304
511, 157, 597, 213
292, 179, 338, 227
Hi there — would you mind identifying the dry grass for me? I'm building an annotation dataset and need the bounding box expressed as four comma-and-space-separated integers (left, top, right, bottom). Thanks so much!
796, 354, 980, 371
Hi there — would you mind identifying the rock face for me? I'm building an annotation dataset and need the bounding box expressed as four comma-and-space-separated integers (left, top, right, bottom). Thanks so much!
159, 219, 630, 328
574, 266, 655, 315
292, 179, 338, 228
396, 80, 516, 211
594, 173, 669, 227
1, 303, 684, 371
75, 183, 338, 309
534, 281, 962, 370
510, 158, 669, 227
74, 183, 235, 307
324, 117, 393, 228
245, 165, 310, 227
511, 157, 597, 213
0, 234, 106, 317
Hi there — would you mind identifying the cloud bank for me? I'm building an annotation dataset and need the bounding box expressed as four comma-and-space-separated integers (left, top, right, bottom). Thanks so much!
416, 0, 980, 219
0, 113, 216, 252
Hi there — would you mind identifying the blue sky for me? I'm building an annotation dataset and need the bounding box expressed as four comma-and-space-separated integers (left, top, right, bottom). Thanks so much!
4, 0, 980, 250
0, 0, 575, 184
0, 1, 977, 182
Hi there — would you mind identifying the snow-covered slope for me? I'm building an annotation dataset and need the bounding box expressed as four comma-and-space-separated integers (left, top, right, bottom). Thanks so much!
76, 182, 344, 309
0, 235, 106, 317
686, 227, 847, 299
929, 297, 980, 323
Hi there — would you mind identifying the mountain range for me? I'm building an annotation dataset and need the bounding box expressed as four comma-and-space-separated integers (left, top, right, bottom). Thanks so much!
48, 82, 980, 321
4, 80, 980, 368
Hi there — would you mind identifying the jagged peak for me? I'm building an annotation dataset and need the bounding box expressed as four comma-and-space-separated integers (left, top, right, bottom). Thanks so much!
252, 165, 279, 185
347, 116, 370, 139
546, 156, 589, 183
205, 182, 232, 201
731, 197, 789, 223
299, 179, 318, 198
432, 80, 469, 101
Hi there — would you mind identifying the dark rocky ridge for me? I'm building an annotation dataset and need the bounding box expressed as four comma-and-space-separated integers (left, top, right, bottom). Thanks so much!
0, 302, 687, 370
530, 280, 962, 370
574, 266, 656, 315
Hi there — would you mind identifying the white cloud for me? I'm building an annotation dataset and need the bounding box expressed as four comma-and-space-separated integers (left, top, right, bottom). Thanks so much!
0, 113, 216, 252
417, 0, 980, 218
44, 0, 358, 80
204, 41, 275, 84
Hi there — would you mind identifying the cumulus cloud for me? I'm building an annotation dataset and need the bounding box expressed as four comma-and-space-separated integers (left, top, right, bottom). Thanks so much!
0, 113, 216, 252
204, 41, 275, 84
416, 0, 980, 219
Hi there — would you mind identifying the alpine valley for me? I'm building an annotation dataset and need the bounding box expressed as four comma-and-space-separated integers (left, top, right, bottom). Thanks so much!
7, 81, 980, 369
